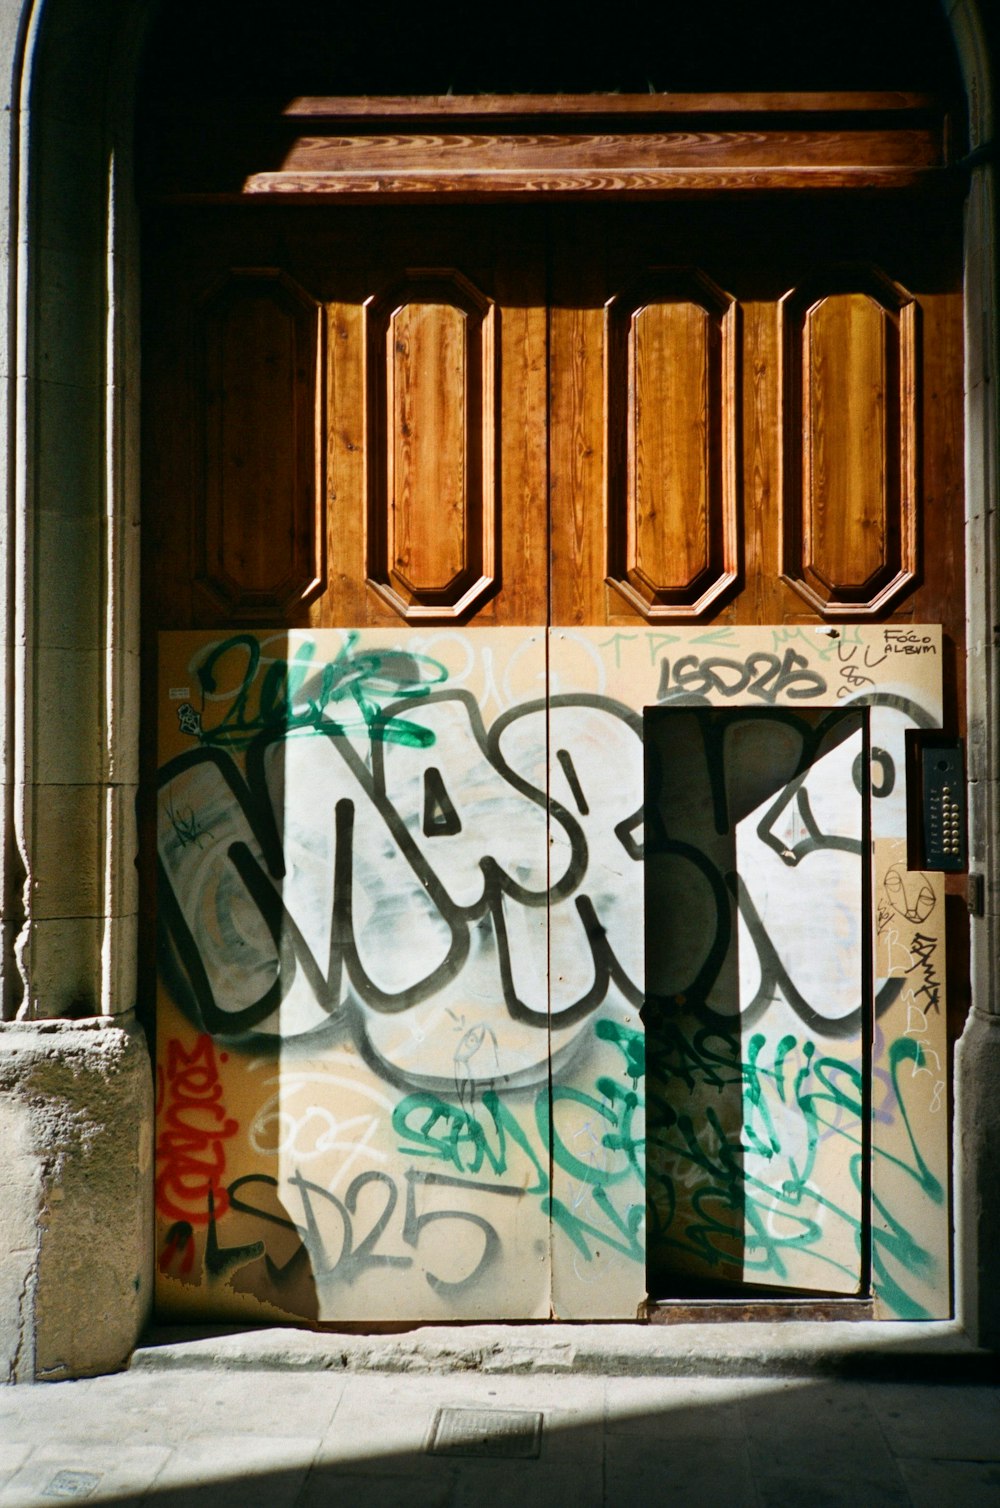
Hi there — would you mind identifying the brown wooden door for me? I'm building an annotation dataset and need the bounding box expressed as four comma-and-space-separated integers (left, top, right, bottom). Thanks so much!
144, 205, 551, 633
548, 200, 963, 637
145, 189, 965, 1319
145, 198, 963, 641
541, 198, 963, 1303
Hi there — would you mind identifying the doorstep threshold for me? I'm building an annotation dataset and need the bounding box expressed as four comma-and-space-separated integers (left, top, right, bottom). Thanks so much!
130, 1318, 991, 1381
643, 1297, 874, 1323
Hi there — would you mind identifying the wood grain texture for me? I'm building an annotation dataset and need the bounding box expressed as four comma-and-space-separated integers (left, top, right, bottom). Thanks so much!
282, 94, 942, 118
781, 269, 918, 616
634, 299, 711, 583
917, 285, 965, 729
741, 301, 785, 624
323, 212, 545, 629
605, 270, 738, 618
270, 130, 943, 175
549, 212, 607, 626
493, 249, 549, 626
243, 166, 945, 200
805, 293, 890, 590
326, 298, 368, 623
366, 270, 496, 621
141, 94, 951, 203
390, 301, 468, 589
195, 269, 325, 621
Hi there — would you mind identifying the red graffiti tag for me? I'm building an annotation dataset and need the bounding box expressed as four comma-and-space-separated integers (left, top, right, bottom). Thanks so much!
155, 1034, 238, 1225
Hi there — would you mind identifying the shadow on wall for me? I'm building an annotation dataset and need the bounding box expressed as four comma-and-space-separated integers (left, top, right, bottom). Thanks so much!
644, 706, 870, 1299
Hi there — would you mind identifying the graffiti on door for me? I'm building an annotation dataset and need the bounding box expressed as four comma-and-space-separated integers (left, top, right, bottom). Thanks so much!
155, 625, 948, 1322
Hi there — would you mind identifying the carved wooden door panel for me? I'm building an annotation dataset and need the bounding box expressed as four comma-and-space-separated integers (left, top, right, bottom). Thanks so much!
144, 204, 550, 632
146, 200, 963, 632
548, 200, 963, 633
146, 190, 963, 1322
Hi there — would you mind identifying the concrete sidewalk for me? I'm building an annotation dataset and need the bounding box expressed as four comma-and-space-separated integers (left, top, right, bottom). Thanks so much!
1, 1325, 998, 1507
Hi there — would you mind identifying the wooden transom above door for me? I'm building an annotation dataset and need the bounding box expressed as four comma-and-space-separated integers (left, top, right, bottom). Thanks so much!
143, 194, 963, 640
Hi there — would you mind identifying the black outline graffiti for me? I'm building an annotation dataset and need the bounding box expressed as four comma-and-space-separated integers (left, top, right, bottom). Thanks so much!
159, 672, 936, 1051
644, 705, 905, 1039
656, 648, 828, 704
556, 748, 590, 816
158, 689, 647, 1046
423, 766, 462, 835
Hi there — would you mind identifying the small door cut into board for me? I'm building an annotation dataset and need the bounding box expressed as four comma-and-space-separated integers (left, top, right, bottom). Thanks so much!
644, 705, 872, 1298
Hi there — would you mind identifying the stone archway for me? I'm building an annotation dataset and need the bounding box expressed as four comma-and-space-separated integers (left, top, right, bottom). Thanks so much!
0, 0, 996, 1378
0, 0, 158, 1381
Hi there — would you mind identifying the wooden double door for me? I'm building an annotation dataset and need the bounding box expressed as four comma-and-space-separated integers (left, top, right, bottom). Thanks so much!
145, 193, 965, 1319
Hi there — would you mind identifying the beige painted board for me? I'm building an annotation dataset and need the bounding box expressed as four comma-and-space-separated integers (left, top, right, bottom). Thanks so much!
545, 633, 647, 1319
549, 624, 946, 1319
154, 622, 948, 1323
481, 649, 646, 1319
872, 837, 949, 1319
156, 627, 555, 1322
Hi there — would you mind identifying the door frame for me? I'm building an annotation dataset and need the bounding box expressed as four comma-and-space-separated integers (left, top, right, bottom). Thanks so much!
3, 0, 999, 1366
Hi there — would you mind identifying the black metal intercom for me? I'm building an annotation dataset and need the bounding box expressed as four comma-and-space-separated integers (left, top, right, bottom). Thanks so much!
907, 732, 967, 872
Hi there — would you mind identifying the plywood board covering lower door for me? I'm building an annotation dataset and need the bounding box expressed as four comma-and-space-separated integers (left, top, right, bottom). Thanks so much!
156, 629, 555, 1321
155, 624, 950, 1324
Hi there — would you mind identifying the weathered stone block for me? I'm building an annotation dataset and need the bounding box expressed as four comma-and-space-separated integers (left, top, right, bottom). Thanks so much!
0, 1017, 153, 1382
